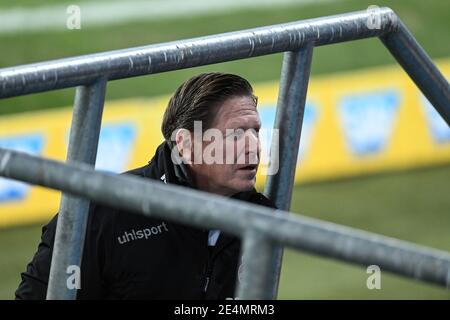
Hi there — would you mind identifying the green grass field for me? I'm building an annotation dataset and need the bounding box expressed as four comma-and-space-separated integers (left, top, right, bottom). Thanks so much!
0, 0, 449, 299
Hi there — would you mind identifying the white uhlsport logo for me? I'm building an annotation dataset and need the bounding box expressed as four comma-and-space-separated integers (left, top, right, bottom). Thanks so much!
117, 222, 169, 245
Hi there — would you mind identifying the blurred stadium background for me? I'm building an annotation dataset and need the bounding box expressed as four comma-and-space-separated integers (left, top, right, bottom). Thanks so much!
0, 0, 449, 299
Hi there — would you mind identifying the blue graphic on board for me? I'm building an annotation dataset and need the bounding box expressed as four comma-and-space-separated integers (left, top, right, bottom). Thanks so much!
420, 95, 450, 144
65, 123, 136, 173
0, 134, 45, 203
258, 102, 318, 163
95, 123, 136, 173
338, 89, 401, 156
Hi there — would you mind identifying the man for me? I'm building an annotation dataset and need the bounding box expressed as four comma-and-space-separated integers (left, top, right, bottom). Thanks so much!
16, 72, 276, 300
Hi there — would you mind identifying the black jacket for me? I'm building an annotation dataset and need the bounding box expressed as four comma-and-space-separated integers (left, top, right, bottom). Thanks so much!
15, 142, 276, 299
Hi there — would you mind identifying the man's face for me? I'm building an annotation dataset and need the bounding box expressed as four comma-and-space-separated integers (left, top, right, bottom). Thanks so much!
189, 95, 261, 196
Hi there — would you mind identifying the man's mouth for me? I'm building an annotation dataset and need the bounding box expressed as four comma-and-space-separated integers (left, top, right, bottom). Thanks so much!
237, 164, 258, 172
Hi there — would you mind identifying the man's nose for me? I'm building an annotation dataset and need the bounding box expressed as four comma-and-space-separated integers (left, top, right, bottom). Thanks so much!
245, 130, 259, 162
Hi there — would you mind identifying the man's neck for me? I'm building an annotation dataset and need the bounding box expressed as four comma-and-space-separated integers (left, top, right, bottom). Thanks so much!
194, 176, 235, 197
187, 167, 235, 197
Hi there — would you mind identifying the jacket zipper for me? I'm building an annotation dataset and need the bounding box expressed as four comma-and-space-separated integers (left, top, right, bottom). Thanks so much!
202, 233, 237, 297
203, 247, 214, 294
203, 275, 211, 292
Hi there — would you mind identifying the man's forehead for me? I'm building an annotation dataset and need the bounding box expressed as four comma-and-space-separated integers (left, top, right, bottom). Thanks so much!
214, 97, 259, 124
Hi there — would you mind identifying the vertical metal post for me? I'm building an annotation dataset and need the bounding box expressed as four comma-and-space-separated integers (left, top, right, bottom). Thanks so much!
235, 229, 277, 299
46, 79, 107, 300
380, 20, 450, 125
263, 44, 314, 299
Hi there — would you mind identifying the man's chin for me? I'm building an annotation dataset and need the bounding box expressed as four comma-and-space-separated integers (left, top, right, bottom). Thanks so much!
233, 180, 256, 193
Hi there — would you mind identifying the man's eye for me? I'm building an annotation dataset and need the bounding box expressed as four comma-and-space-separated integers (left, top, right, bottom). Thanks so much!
226, 129, 243, 139
246, 128, 259, 138
224, 129, 242, 140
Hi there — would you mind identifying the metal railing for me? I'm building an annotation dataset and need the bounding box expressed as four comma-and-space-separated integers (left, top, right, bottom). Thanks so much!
0, 7, 449, 300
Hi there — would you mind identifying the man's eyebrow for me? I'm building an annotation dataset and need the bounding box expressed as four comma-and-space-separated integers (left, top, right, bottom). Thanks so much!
228, 123, 261, 130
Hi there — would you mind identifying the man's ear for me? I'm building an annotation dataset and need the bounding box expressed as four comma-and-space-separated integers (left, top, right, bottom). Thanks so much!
175, 129, 193, 163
